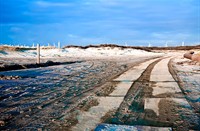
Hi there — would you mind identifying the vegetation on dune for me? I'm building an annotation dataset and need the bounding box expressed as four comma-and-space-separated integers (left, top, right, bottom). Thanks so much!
1, 44, 200, 53
63, 44, 200, 51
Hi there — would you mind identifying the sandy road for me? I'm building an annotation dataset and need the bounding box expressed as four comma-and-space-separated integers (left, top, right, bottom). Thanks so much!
94, 57, 199, 131
71, 58, 160, 131
1, 55, 199, 130
53, 56, 200, 131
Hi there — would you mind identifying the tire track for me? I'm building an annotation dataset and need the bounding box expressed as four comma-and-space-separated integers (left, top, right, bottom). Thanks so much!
104, 57, 199, 130
0, 60, 133, 130
0, 57, 161, 130
116, 58, 162, 122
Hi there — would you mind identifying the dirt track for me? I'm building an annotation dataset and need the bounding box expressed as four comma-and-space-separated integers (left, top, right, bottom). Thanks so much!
0, 52, 199, 130
0, 56, 159, 130
69, 56, 199, 131
101, 57, 200, 131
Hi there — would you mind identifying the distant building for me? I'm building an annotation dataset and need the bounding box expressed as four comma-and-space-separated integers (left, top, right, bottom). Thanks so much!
148, 43, 151, 47
165, 42, 168, 47
58, 41, 61, 49
182, 41, 184, 46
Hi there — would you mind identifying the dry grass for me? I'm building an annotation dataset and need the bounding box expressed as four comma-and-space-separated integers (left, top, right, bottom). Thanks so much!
0, 46, 20, 51
1, 44, 199, 52
63, 44, 152, 52
0, 46, 35, 51
63, 44, 200, 52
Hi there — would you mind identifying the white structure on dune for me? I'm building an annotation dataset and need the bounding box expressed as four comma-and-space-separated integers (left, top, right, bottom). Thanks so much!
124, 42, 128, 47
165, 42, 168, 47
37, 43, 40, 64
58, 41, 61, 49
148, 43, 151, 47
182, 41, 185, 46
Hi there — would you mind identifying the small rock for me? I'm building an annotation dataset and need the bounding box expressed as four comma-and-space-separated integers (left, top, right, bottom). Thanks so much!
37, 106, 42, 109
52, 119, 55, 122
37, 128, 42, 131
25, 115, 30, 117
15, 76, 20, 78
0, 120, 5, 126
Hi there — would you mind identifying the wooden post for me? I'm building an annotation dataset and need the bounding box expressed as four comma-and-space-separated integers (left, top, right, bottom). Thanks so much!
37, 43, 40, 64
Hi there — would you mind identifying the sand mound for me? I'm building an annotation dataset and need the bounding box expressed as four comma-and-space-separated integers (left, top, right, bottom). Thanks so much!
0, 46, 21, 51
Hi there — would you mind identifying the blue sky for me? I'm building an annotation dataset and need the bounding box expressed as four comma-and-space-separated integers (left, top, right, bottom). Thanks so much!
0, 0, 199, 47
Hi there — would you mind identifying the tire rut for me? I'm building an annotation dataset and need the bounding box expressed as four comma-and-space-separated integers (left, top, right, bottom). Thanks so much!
103, 57, 199, 130
104, 58, 163, 125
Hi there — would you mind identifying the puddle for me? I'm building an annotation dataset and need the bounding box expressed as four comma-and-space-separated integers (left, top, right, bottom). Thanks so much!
95, 123, 172, 131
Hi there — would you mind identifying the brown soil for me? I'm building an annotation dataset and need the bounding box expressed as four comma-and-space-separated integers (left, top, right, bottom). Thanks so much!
0, 46, 57, 51
0, 46, 35, 51
101, 109, 117, 123
158, 99, 187, 131
95, 82, 119, 96
77, 97, 99, 111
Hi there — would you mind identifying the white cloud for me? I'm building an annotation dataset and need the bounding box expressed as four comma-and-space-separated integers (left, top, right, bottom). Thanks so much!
67, 34, 78, 38
10, 27, 23, 32
35, 1, 72, 7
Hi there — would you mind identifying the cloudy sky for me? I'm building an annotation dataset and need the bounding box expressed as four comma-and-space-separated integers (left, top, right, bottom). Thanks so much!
0, 0, 199, 46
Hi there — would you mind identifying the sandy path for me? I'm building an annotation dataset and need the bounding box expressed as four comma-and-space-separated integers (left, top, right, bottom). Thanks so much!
144, 57, 199, 130
99, 57, 199, 130
71, 58, 160, 131
114, 58, 160, 82
150, 57, 182, 96
145, 57, 188, 115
